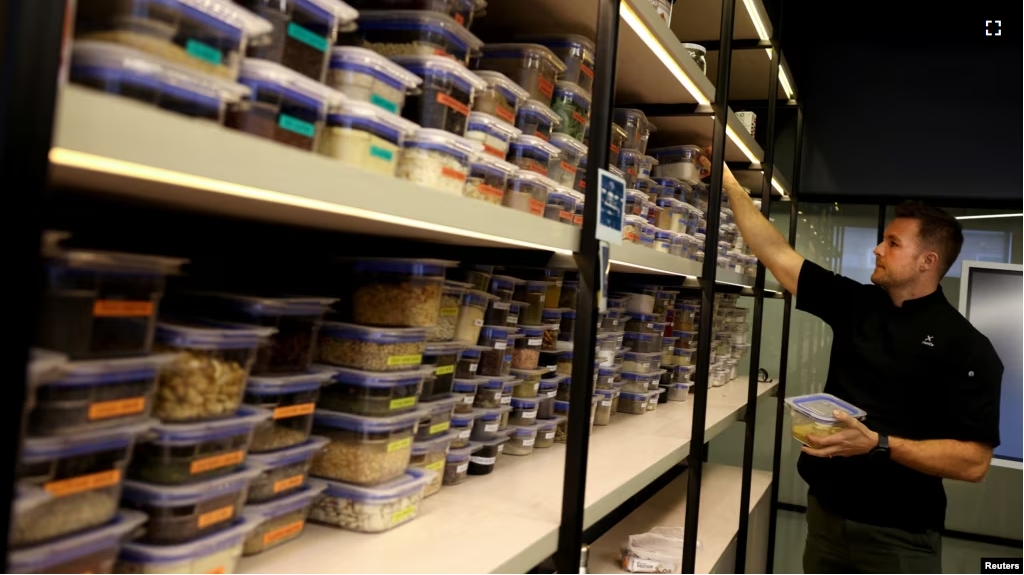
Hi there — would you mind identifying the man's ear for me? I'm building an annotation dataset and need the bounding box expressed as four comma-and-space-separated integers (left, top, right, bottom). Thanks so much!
920, 250, 939, 272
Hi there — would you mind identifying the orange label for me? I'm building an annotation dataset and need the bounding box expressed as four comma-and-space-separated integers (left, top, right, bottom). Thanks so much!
496, 106, 515, 123
581, 63, 594, 79
561, 161, 577, 175
528, 199, 545, 216
573, 111, 588, 125
190, 450, 244, 475
44, 469, 120, 497
454, 13, 465, 24
483, 143, 504, 157
433, 48, 448, 57
197, 505, 235, 529
479, 184, 504, 199
272, 474, 305, 494
436, 93, 470, 116
88, 396, 146, 421
559, 210, 573, 222
625, 231, 639, 242
538, 76, 554, 98
262, 519, 305, 545
610, 144, 620, 154
527, 164, 548, 176
534, 131, 549, 142
441, 166, 466, 181
205, 568, 225, 575
92, 300, 154, 318
273, 402, 315, 420
573, 214, 583, 225
627, 168, 638, 177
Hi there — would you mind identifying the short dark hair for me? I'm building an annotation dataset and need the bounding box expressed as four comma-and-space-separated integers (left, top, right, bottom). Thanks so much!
894, 201, 964, 277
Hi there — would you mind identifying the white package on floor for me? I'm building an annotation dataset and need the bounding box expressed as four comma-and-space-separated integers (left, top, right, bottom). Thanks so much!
621, 527, 702, 573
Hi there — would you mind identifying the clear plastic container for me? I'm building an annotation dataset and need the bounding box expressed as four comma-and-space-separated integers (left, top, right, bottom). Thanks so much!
623, 331, 661, 353
452, 377, 482, 413
420, 341, 464, 398
510, 367, 547, 398
244, 372, 328, 453
449, 411, 476, 448
665, 382, 692, 402
70, 41, 250, 124
310, 409, 419, 485
121, 465, 261, 544
610, 122, 627, 164
681, 42, 707, 74
128, 406, 269, 485
613, 108, 654, 154
558, 310, 577, 343
650, 145, 704, 186
510, 327, 542, 369
246, 435, 329, 503
326, 46, 422, 113
392, 54, 486, 135
8, 509, 146, 574
619, 370, 660, 393
347, 257, 455, 327
477, 325, 513, 376
465, 111, 522, 158
469, 375, 504, 408
617, 391, 650, 415
318, 99, 419, 176
593, 389, 616, 425
455, 291, 497, 343
75, 0, 273, 80
616, 148, 643, 188
474, 44, 566, 105
550, 81, 591, 141
674, 329, 697, 350
27, 354, 172, 436
241, 0, 357, 81
241, 480, 326, 556
785, 393, 867, 445
311, 468, 433, 532
397, 127, 476, 194
506, 170, 557, 217
464, 154, 515, 206
472, 70, 530, 125
673, 364, 695, 384
37, 244, 185, 360
353, 10, 483, 62
317, 322, 427, 372
115, 516, 256, 574
13, 422, 149, 547
443, 444, 477, 485
548, 132, 587, 187
229, 58, 343, 150
646, 388, 665, 411
656, 197, 684, 233
508, 134, 561, 177
639, 155, 659, 179
346, 0, 478, 27
471, 406, 511, 440
559, 281, 579, 309
514, 98, 560, 141
504, 424, 539, 455
625, 313, 659, 333
509, 397, 540, 426
620, 351, 661, 374
318, 367, 426, 416
153, 322, 271, 422
519, 35, 595, 93
596, 366, 620, 390
468, 436, 509, 475
535, 417, 561, 448
409, 433, 452, 496
415, 396, 458, 441
513, 282, 550, 325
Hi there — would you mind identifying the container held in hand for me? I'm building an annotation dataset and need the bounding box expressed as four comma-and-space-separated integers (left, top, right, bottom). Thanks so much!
785, 393, 866, 445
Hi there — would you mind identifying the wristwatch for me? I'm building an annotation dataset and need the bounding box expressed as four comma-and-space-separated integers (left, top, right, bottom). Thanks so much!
870, 433, 890, 460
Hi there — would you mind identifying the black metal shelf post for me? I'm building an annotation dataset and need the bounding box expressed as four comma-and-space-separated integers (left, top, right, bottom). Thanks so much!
554, 0, 621, 570
681, 0, 737, 571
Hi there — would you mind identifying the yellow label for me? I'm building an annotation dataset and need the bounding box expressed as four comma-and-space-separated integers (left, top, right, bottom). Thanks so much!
272, 474, 305, 494
88, 396, 146, 420
386, 354, 423, 367
44, 469, 120, 497
425, 460, 445, 473
390, 504, 418, 524
428, 421, 450, 434
197, 505, 234, 528
387, 437, 413, 453
435, 365, 455, 376
273, 402, 315, 419
389, 396, 417, 410
262, 520, 305, 545
190, 450, 244, 474
439, 306, 459, 317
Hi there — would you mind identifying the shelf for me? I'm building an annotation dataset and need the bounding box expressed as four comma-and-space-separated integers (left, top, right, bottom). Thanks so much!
671, 0, 771, 43
589, 463, 773, 574
732, 164, 792, 198
238, 378, 777, 574
609, 242, 704, 276
646, 113, 764, 163
706, 49, 790, 101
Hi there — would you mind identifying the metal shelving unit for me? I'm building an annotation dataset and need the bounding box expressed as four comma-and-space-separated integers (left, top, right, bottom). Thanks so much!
3, 0, 803, 571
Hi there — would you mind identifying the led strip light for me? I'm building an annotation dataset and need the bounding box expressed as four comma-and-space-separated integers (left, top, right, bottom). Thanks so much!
620, 2, 711, 105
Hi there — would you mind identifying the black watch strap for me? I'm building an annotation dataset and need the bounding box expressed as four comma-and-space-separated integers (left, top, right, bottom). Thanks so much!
871, 433, 890, 459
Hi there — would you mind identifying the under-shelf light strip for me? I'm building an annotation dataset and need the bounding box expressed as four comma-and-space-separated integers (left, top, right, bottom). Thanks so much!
955, 213, 1024, 220
740, 0, 794, 100
621, 2, 710, 106
49, 148, 576, 256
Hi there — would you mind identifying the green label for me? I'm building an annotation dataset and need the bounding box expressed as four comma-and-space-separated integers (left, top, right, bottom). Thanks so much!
278, 114, 316, 138
185, 39, 223, 65
369, 145, 395, 162
287, 22, 329, 52
370, 93, 399, 113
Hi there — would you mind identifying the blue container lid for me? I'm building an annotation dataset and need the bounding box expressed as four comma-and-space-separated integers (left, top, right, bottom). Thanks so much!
553, 80, 592, 109
239, 58, 343, 114
118, 516, 257, 565
43, 353, 174, 388
673, 330, 697, 340
541, 308, 565, 321
467, 111, 522, 140
471, 153, 519, 180
411, 432, 453, 455
20, 419, 152, 463
450, 412, 476, 426
351, 256, 455, 277
445, 443, 480, 462
358, 11, 484, 51
537, 415, 563, 430
247, 435, 329, 468
473, 70, 530, 105
401, 127, 475, 160
519, 325, 545, 337
510, 397, 540, 409
391, 53, 487, 93
509, 134, 559, 160
489, 274, 523, 291
463, 289, 500, 309
477, 375, 516, 390
452, 378, 481, 393
313, 409, 420, 433
508, 301, 526, 313
42, 233, 188, 275
516, 99, 560, 125
8, 510, 147, 573
623, 331, 658, 341
329, 46, 422, 91
478, 43, 566, 73
294, 0, 359, 28
620, 371, 658, 382
178, 0, 274, 39
509, 423, 539, 437
320, 321, 428, 345
619, 390, 648, 401
597, 366, 620, 376
475, 406, 508, 422
325, 366, 428, 389
458, 345, 490, 360
197, 293, 337, 318
243, 479, 327, 520
327, 98, 419, 141
479, 325, 512, 341
320, 467, 432, 502
246, 370, 333, 395
122, 464, 262, 507
156, 321, 274, 350
649, 144, 703, 161
785, 393, 866, 424
561, 310, 577, 319
673, 347, 695, 355
145, 406, 271, 444
655, 231, 676, 241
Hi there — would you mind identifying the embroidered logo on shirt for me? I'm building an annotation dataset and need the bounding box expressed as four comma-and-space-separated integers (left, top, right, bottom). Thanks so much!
922, 335, 935, 347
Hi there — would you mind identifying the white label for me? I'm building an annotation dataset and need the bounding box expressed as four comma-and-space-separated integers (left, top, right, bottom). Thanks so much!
645, 322, 654, 329
469, 363, 478, 373
461, 395, 474, 405
641, 401, 649, 409
456, 463, 469, 473
628, 557, 664, 573
527, 338, 543, 346
508, 314, 519, 324
522, 438, 535, 447
544, 432, 555, 440
494, 341, 507, 350
473, 319, 484, 327
470, 456, 496, 465
555, 280, 563, 287
497, 444, 505, 454
538, 295, 546, 303
484, 422, 499, 432
545, 390, 557, 398
611, 318, 620, 326
601, 400, 612, 407
500, 395, 512, 405
492, 302, 510, 310
457, 429, 471, 439
521, 410, 538, 419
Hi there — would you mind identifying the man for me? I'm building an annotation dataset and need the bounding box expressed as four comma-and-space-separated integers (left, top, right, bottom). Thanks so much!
714, 162, 1003, 573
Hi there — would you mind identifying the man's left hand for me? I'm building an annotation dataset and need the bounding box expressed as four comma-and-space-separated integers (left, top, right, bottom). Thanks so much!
802, 410, 879, 458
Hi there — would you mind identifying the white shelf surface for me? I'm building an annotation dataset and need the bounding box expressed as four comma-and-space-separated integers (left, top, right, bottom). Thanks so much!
589, 464, 773, 574
238, 378, 776, 574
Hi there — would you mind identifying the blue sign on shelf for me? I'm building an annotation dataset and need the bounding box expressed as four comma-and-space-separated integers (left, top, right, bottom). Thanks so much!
596, 168, 626, 245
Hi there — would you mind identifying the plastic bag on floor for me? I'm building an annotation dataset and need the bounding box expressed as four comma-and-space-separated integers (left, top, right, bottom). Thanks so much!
620, 527, 702, 573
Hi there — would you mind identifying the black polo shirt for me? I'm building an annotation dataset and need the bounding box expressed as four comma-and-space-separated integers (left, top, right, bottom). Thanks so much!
795, 260, 1003, 533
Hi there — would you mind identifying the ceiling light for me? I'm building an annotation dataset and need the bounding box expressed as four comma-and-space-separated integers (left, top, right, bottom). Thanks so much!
778, 66, 795, 99
955, 213, 1024, 220
620, 3, 710, 105
741, 0, 770, 40
726, 125, 761, 163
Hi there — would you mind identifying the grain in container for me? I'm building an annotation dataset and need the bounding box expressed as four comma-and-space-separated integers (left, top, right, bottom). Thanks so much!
309, 467, 433, 532
593, 389, 616, 425
318, 99, 418, 175
430, 282, 469, 342
541, 312, 564, 348
451, 377, 482, 413
474, 43, 566, 105
465, 111, 522, 158
241, 0, 357, 81
393, 54, 486, 135
545, 188, 578, 225
12, 421, 150, 548
449, 411, 476, 448
785, 393, 866, 446
317, 367, 426, 416
455, 291, 497, 343
326, 46, 422, 113
655, 196, 685, 232
504, 424, 539, 456
115, 516, 256, 574
511, 327, 544, 369
595, 366, 620, 390
625, 188, 648, 217
558, 280, 579, 309
316, 322, 427, 372
513, 282, 551, 325
652, 231, 675, 254
464, 156, 515, 207
550, 81, 591, 141
508, 397, 540, 426
467, 435, 509, 475
470, 407, 511, 440
415, 396, 458, 441
346, 0, 478, 28
70, 41, 250, 124
8, 509, 146, 575
616, 147, 643, 188
506, 170, 556, 217
548, 132, 587, 187
241, 480, 326, 555
508, 134, 561, 177
474, 375, 513, 408
514, 98, 561, 141
352, 10, 483, 62
485, 275, 519, 320
621, 351, 661, 374
535, 416, 562, 448
639, 154, 659, 179
476, 325, 513, 376
121, 464, 261, 545
616, 390, 650, 415
420, 341, 465, 399
619, 370, 659, 393
613, 108, 654, 154
665, 382, 692, 402
673, 364, 695, 384
396, 127, 475, 194
472, 70, 530, 125
647, 388, 666, 411
128, 406, 269, 485
347, 257, 455, 328
650, 145, 704, 186
518, 34, 595, 93
681, 43, 707, 74
409, 433, 452, 497
553, 397, 597, 440
443, 443, 479, 485
310, 409, 418, 485
244, 372, 329, 453
75, 0, 273, 80
246, 436, 329, 503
